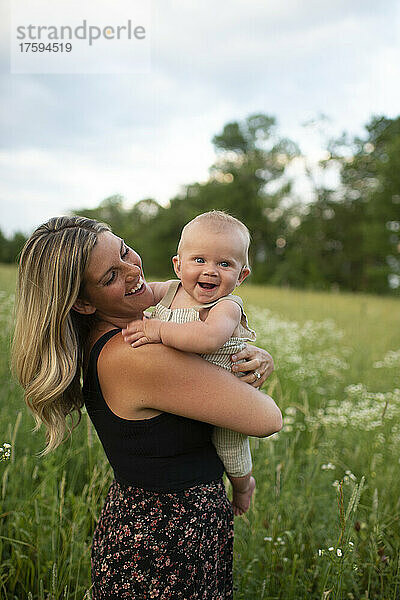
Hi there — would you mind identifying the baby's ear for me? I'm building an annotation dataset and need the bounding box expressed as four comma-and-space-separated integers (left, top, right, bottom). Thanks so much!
237, 266, 251, 286
172, 255, 182, 278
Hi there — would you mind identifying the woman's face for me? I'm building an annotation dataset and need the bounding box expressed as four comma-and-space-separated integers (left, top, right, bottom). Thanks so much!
81, 231, 154, 326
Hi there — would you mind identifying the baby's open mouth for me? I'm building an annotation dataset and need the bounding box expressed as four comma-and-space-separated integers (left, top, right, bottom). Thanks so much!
198, 282, 217, 289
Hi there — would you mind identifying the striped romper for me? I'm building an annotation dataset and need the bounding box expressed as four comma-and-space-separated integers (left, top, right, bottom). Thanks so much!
152, 280, 256, 478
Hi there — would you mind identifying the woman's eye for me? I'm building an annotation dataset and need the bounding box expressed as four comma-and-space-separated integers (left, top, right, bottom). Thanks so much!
121, 246, 129, 258
105, 271, 116, 286
194, 257, 205, 263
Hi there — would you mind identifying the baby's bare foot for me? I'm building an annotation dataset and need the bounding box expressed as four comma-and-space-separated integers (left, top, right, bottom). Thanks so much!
232, 476, 256, 516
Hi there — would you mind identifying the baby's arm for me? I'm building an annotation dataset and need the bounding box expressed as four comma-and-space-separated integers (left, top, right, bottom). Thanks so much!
122, 299, 241, 353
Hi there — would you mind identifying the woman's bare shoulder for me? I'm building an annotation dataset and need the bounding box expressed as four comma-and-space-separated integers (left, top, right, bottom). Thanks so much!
95, 333, 174, 419
99, 335, 200, 400
99, 332, 180, 371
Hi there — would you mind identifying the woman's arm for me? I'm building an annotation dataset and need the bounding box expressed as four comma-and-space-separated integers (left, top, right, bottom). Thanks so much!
98, 335, 282, 438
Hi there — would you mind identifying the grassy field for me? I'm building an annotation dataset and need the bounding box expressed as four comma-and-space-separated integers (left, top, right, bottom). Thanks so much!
1, 264, 399, 599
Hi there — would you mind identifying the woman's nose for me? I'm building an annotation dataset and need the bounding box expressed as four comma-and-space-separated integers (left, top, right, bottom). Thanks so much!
125, 265, 141, 281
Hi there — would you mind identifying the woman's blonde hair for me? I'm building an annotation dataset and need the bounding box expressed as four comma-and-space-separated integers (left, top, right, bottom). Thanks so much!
11, 216, 110, 454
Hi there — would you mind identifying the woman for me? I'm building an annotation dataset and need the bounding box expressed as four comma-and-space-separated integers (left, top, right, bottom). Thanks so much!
12, 216, 281, 599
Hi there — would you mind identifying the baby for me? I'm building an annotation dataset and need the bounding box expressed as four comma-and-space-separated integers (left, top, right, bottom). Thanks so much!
123, 211, 257, 515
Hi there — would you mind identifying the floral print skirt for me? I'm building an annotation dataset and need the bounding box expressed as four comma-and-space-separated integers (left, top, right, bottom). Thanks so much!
91, 478, 234, 599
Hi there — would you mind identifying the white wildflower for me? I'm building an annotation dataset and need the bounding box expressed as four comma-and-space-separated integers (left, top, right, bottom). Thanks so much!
247, 307, 348, 396
337, 548, 342, 557
322, 463, 336, 470
0, 443, 11, 461
306, 386, 400, 438
373, 349, 400, 369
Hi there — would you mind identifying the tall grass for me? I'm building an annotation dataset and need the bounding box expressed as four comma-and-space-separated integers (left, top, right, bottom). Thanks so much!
1, 265, 399, 599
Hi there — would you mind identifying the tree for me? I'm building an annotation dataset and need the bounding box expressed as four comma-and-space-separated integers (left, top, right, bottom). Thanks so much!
0, 229, 27, 264
326, 115, 400, 293
161, 114, 299, 282
71, 113, 399, 293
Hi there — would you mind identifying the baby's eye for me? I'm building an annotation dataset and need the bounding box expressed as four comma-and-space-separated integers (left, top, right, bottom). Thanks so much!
194, 257, 205, 263
219, 261, 230, 267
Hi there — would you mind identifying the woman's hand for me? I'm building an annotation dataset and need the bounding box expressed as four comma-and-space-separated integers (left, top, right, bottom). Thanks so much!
231, 345, 274, 388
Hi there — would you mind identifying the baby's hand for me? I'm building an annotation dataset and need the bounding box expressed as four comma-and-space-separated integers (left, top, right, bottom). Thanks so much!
122, 318, 162, 348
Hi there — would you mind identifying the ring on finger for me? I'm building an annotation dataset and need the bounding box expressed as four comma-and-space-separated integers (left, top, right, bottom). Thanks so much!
254, 370, 261, 380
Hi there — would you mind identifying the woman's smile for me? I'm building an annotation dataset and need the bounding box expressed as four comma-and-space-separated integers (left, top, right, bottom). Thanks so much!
125, 277, 145, 296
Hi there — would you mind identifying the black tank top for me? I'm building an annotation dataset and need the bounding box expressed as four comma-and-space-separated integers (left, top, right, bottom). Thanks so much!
83, 329, 224, 491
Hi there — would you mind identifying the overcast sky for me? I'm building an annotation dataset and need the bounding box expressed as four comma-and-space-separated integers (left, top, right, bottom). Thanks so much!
1, 0, 399, 235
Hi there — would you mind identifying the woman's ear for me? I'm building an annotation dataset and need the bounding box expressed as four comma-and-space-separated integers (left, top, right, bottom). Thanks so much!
237, 266, 251, 286
172, 255, 182, 279
72, 298, 96, 315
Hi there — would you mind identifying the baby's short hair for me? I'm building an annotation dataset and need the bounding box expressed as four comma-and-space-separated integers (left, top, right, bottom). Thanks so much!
178, 210, 251, 266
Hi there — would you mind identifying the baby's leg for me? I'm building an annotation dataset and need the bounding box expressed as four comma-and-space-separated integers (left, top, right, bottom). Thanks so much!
228, 473, 256, 516
211, 427, 255, 516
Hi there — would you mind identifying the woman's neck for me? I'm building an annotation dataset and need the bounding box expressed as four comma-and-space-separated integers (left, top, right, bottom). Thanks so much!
85, 315, 137, 359
93, 311, 144, 332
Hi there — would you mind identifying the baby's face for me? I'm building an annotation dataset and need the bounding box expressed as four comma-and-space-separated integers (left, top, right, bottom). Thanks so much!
173, 224, 250, 304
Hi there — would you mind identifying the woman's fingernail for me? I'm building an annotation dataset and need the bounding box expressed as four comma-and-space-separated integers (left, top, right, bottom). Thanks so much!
231, 355, 237, 361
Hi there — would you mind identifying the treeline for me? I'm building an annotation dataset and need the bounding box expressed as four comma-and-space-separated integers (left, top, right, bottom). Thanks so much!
1, 113, 399, 294
0, 231, 26, 264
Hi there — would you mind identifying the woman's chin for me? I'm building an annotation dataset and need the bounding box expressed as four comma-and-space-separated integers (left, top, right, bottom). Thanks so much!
126, 282, 153, 310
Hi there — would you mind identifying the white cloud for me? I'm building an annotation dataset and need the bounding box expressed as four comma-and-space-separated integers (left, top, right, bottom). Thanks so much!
0, 0, 399, 234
